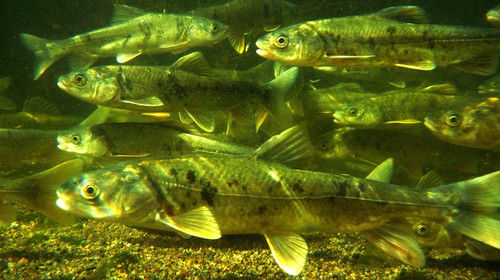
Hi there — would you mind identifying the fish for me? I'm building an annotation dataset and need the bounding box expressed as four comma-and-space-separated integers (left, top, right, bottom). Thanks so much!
256, 6, 500, 75
424, 99, 500, 151
56, 127, 500, 275
56, 122, 313, 169
0, 159, 85, 225
57, 51, 298, 132
316, 127, 500, 178
0, 128, 74, 177
191, 0, 300, 53
332, 85, 482, 128
478, 74, 500, 95
487, 4, 500, 27
20, 4, 229, 79
0, 97, 83, 129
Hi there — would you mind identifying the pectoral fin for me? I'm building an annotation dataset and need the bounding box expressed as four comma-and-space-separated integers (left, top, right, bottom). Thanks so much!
228, 33, 246, 54
255, 109, 268, 132
159, 41, 190, 50
421, 83, 457, 95
384, 119, 421, 124
182, 109, 215, 132
120, 97, 164, 107
264, 233, 308, 276
117, 52, 142, 63
169, 51, 212, 76
155, 206, 221, 240
363, 218, 425, 267
111, 153, 151, 158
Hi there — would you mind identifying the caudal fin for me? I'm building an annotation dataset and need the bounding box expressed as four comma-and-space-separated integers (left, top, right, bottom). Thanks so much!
19, 33, 59, 80
436, 171, 500, 250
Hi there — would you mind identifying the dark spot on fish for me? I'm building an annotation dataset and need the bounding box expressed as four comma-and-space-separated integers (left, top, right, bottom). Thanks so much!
201, 185, 217, 206
336, 182, 347, 197
386, 26, 396, 35
292, 182, 304, 193
376, 201, 388, 207
123, 78, 133, 91
358, 182, 366, 192
227, 179, 239, 187
428, 41, 435, 49
422, 31, 429, 40
180, 202, 187, 211
258, 205, 267, 214
186, 171, 196, 184
268, 186, 273, 194
169, 169, 178, 177
403, 50, 409, 55
241, 185, 248, 193
186, 191, 191, 198
369, 37, 376, 47
122, 34, 131, 47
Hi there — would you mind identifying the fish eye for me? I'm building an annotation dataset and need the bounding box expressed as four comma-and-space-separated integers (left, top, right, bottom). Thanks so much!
415, 223, 429, 236
446, 114, 460, 127
81, 184, 99, 200
275, 35, 288, 48
347, 108, 358, 117
210, 23, 219, 33
71, 134, 81, 144
74, 74, 87, 86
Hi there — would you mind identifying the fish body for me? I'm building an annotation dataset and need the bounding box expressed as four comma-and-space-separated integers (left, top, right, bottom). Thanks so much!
256, 6, 500, 75
57, 122, 254, 158
192, 0, 299, 53
318, 128, 499, 178
424, 99, 500, 151
332, 90, 484, 128
57, 152, 500, 274
20, 5, 229, 79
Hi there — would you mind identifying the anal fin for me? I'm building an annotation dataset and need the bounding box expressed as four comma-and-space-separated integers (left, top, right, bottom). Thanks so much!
363, 218, 425, 267
155, 206, 221, 240
264, 233, 308, 275
117, 52, 142, 63
182, 109, 215, 132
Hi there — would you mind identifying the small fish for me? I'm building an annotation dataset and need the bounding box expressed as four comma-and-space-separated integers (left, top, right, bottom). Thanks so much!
20, 4, 229, 79
191, 0, 300, 53
0, 97, 82, 129
332, 85, 481, 128
478, 74, 500, 95
56, 129, 500, 275
487, 4, 500, 27
0, 159, 84, 225
58, 124, 314, 171
57, 52, 298, 132
424, 99, 500, 151
256, 6, 500, 75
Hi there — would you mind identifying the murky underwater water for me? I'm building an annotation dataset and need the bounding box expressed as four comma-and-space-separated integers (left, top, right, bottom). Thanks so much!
0, 0, 499, 279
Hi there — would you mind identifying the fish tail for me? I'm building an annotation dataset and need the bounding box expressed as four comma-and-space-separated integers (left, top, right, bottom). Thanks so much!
437, 171, 500, 250
0, 159, 85, 224
262, 66, 299, 129
19, 33, 61, 80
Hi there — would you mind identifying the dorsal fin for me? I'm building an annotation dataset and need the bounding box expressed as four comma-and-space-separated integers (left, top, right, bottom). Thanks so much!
365, 158, 394, 183
250, 125, 314, 168
23, 97, 60, 115
169, 51, 212, 76
374, 6, 428, 24
331, 82, 365, 93
416, 170, 443, 189
111, 4, 147, 25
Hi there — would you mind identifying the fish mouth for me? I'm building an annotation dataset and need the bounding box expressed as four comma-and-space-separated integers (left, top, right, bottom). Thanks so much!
423, 117, 438, 132
255, 40, 274, 60
56, 190, 70, 211
331, 112, 343, 124
57, 80, 69, 92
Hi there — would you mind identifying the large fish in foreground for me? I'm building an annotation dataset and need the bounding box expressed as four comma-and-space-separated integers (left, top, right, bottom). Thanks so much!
256, 6, 500, 75
20, 4, 229, 79
56, 133, 500, 275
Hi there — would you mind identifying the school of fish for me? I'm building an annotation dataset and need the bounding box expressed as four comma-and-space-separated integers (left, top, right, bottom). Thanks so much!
1, 2, 499, 276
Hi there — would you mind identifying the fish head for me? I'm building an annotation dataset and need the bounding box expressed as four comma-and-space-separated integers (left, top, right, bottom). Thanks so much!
332, 101, 380, 127
424, 110, 466, 142
186, 17, 229, 45
56, 163, 156, 224
57, 67, 120, 105
478, 75, 500, 95
410, 218, 465, 248
256, 23, 324, 66
57, 126, 108, 157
